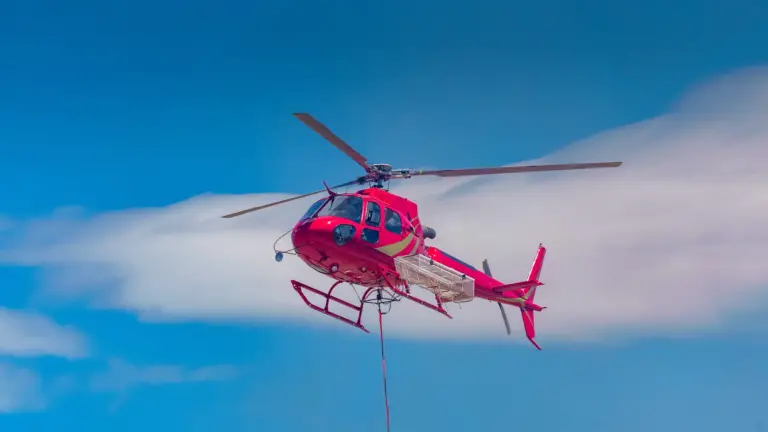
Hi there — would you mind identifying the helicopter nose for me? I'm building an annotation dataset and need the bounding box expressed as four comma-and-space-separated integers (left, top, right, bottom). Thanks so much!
292, 217, 356, 249
306, 217, 337, 237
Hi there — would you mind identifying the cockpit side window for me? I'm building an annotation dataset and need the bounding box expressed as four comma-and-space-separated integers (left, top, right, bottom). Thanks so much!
384, 208, 402, 234
315, 195, 363, 223
300, 198, 327, 221
365, 201, 381, 226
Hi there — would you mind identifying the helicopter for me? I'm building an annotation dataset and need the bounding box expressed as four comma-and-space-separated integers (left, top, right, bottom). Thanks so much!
222, 113, 623, 350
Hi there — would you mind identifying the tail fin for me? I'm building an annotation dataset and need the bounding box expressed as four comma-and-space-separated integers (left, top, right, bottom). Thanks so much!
522, 243, 546, 302
490, 244, 547, 297
486, 244, 547, 350
522, 244, 546, 349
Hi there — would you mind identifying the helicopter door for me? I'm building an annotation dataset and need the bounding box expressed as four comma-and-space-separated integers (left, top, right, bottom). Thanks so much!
361, 200, 382, 244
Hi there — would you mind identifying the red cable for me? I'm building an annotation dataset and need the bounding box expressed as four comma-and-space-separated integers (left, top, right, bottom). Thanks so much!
378, 303, 391, 432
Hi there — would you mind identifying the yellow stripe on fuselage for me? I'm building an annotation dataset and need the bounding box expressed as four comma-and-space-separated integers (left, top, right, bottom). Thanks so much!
497, 296, 526, 306
407, 236, 421, 255
375, 232, 414, 256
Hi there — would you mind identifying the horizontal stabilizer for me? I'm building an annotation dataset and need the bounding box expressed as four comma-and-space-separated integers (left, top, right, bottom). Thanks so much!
492, 280, 543, 293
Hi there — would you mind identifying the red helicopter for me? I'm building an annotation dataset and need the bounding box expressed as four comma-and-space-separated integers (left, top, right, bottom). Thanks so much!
222, 113, 622, 350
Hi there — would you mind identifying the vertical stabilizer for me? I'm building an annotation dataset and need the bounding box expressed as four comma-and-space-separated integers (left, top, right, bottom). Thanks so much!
521, 244, 546, 303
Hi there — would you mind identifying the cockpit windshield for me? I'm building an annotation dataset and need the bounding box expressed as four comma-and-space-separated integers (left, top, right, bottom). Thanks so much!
300, 198, 327, 222
315, 195, 363, 223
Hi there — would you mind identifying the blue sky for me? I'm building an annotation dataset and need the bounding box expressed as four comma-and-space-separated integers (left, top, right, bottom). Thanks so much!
1, 1, 768, 431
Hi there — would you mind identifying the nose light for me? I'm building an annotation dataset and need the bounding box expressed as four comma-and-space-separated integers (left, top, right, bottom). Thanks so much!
333, 224, 356, 246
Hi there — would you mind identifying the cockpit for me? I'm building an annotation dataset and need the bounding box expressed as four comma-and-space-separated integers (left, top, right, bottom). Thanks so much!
299, 198, 327, 222
300, 195, 364, 224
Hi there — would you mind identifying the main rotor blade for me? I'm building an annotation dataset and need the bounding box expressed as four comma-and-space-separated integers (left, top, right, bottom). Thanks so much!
293, 113, 370, 172
220, 180, 357, 219
412, 161, 623, 178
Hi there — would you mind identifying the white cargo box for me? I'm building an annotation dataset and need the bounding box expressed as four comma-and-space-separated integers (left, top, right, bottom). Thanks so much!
393, 254, 475, 303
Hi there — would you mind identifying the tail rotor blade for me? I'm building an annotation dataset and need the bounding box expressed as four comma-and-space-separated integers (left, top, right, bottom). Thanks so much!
482, 259, 512, 336
498, 302, 512, 336
482, 259, 493, 277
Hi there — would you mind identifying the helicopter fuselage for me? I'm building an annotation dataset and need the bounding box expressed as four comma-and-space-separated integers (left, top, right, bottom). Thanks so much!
290, 187, 426, 286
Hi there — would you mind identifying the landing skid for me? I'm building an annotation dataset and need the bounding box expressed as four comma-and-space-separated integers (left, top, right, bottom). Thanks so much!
292, 280, 370, 332
291, 264, 452, 333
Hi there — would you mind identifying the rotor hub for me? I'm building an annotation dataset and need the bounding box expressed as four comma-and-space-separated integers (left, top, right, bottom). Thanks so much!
369, 163, 393, 174
363, 164, 414, 188
365, 163, 394, 188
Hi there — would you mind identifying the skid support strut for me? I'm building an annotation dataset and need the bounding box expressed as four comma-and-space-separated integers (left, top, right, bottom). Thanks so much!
291, 267, 452, 332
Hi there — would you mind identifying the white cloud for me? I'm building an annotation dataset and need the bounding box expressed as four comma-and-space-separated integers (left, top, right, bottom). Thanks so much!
0, 364, 45, 413
2, 66, 768, 345
90, 359, 237, 393
0, 359, 236, 414
0, 308, 87, 359
0, 288, 87, 413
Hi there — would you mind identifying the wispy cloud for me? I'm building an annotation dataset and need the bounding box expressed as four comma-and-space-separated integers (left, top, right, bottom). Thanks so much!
0, 308, 87, 359
0, 359, 238, 414
90, 358, 237, 393
87, 359, 237, 411
1, 67, 768, 344
0, 363, 45, 413
0, 303, 87, 413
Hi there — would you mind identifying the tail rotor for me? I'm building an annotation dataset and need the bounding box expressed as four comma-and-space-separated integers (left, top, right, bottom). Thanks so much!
483, 244, 547, 350
482, 259, 512, 336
